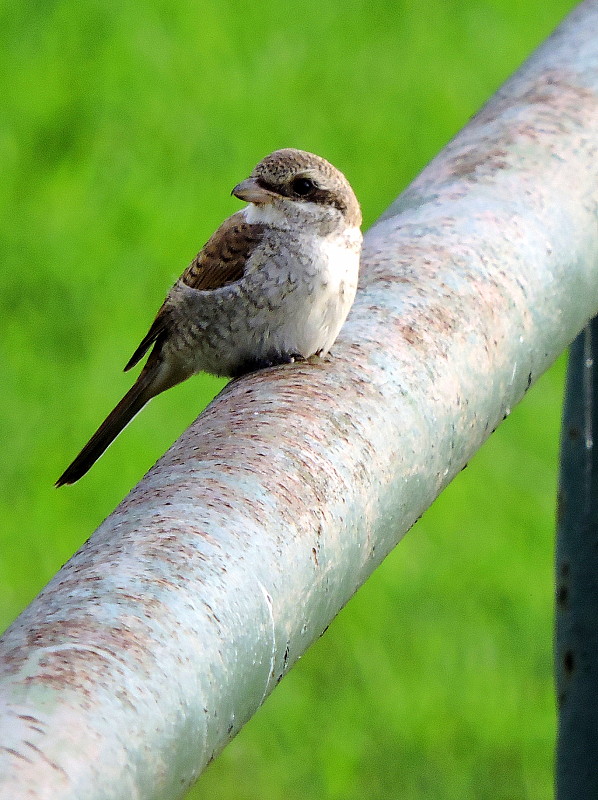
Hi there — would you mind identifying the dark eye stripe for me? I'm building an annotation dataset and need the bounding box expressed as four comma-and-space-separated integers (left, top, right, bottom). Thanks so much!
255, 176, 346, 213
255, 177, 278, 193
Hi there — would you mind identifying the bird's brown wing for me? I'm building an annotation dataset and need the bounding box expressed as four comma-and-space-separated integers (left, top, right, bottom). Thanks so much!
180, 212, 266, 290
124, 213, 266, 372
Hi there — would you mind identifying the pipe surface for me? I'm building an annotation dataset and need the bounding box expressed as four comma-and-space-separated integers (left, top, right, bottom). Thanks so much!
2, 2, 598, 797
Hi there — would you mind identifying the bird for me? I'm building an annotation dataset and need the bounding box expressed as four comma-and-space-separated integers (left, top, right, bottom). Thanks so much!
56, 148, 362, 486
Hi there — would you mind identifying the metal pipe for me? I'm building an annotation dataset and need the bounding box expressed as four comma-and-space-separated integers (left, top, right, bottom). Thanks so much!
2, 2, 598, 797
556, 317, 598, 800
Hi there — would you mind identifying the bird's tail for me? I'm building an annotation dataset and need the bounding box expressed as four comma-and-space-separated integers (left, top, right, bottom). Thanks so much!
56, 370, 157, 486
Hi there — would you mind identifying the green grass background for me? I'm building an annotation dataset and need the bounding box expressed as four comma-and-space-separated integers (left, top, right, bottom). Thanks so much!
0, 0, 580, 797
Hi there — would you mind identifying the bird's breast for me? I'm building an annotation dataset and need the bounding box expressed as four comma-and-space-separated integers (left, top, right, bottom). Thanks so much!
165, 225, 361, 377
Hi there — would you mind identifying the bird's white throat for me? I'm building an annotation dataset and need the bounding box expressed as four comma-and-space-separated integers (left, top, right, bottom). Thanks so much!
242, 203, 290, 227
242, 201, 354, 235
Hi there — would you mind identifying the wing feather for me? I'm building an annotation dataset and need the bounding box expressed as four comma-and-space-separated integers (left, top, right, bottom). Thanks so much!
124, 213, 265, 372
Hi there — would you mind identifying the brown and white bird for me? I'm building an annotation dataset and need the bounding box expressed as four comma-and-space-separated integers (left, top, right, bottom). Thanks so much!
56, 148, 362, 486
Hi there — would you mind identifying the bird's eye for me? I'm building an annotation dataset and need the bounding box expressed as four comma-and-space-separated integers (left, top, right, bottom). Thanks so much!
291, 177, 316, 196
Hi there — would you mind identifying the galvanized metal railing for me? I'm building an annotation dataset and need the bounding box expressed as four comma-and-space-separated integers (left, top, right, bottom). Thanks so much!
2, 2, 598, 797
556, 317, 598, 800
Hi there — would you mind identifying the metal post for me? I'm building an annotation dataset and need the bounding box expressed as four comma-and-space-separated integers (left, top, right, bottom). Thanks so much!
556, 316, 598, 799
2, 2, 598, 798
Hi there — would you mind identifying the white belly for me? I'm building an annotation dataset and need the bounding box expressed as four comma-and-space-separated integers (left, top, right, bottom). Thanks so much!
299, 235, 360, 355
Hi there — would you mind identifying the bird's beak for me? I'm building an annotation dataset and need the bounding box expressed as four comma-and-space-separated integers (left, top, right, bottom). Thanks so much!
232, 178, 276, 204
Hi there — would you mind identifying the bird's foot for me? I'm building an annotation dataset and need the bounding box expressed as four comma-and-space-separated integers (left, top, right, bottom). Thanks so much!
232, 352, 305, 377
307, 349, 331, 365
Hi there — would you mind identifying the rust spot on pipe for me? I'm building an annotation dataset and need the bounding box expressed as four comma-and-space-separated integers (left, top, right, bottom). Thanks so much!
556, 584, 568, 609
449, 147, 510, 179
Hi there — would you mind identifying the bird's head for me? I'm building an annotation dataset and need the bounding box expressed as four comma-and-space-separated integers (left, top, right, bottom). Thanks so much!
232, 148, 361, 233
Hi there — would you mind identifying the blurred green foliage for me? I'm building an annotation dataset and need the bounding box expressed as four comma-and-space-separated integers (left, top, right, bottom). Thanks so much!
0, 0, 578, 797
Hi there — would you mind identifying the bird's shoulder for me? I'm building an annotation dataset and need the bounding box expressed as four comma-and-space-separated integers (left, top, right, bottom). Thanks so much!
181, 211, 267, 290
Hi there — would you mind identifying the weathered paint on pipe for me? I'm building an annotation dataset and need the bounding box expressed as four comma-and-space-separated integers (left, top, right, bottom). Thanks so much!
2, 2, 598, 797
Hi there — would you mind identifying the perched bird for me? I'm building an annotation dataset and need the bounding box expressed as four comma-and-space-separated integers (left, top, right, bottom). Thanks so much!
56, 148, 362, 486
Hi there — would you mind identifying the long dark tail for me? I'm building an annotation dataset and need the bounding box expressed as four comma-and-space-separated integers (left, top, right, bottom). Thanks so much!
56, 370, 157, 486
